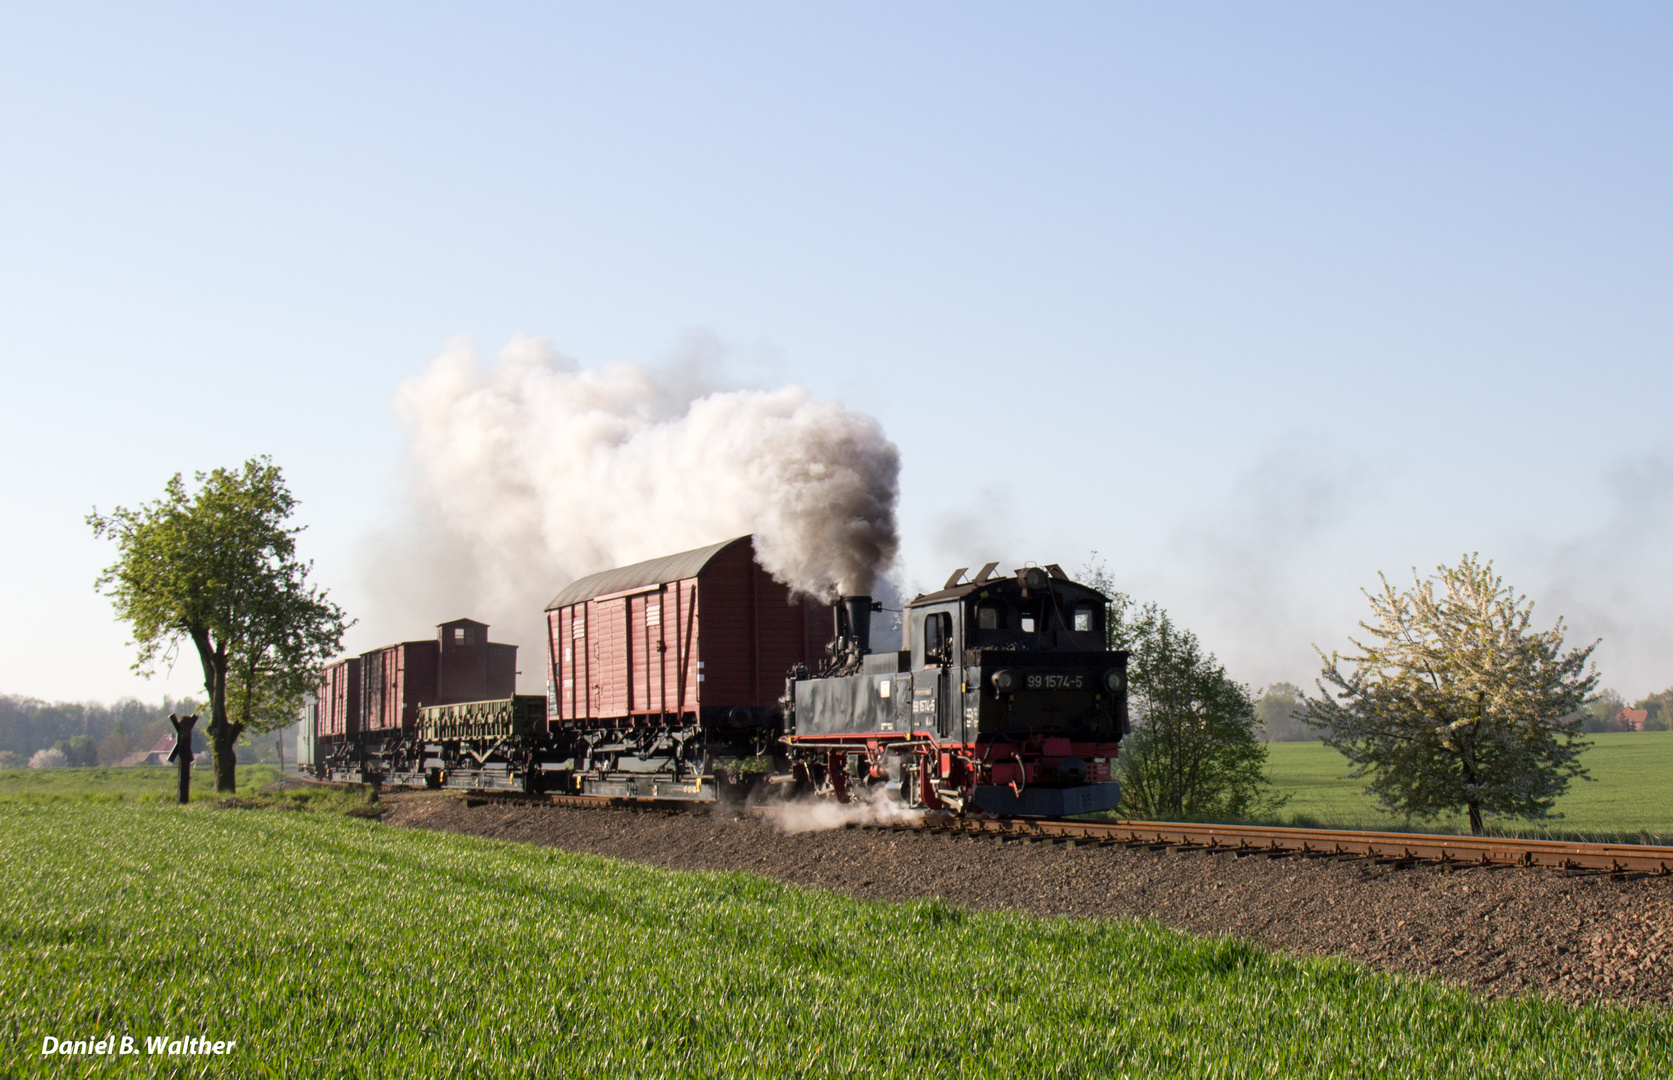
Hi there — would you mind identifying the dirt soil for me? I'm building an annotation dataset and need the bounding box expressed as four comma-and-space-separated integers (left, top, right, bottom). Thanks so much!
384, 794, 1673, 1008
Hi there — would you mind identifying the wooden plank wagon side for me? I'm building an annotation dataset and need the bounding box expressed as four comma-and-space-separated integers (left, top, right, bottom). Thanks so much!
310, 657, 362, 779
543, 535, 834, 799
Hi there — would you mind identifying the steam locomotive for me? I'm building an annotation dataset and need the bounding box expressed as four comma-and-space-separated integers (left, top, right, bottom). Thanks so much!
301, 536, 1128, 817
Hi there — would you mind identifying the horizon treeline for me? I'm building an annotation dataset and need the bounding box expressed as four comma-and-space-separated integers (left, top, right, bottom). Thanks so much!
0, 694, 298, 768
1254, 682, 1673, 742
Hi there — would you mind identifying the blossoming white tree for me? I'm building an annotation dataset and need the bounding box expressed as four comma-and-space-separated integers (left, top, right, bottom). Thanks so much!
1308, 555, 1596, 835
29, 748, 68, 769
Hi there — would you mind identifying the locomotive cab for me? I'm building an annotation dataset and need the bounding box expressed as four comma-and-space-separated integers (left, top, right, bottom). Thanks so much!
785, 562, 1129, 817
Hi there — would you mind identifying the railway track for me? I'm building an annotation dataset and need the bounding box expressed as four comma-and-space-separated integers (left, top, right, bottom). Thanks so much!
370, 783, 1673, 877
922, 816, 1673, 876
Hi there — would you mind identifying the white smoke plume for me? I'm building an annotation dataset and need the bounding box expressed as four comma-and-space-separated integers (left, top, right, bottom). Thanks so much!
362, 334, 900, 665
762, 786, 924, 834
1521, 448, 1673, 699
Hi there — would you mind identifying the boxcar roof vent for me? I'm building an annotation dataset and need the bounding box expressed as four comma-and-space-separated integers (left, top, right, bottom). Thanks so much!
973, 562, 1000, 585
943, 567, 968, 589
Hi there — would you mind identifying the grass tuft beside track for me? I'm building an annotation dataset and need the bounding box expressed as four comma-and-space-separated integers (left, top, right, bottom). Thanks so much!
1, 798, 1669, 1078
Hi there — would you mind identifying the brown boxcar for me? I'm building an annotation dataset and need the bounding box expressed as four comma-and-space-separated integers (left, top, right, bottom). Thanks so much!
314, 657, 361, 740
360, 641, 436, 733
545, 536, 833, 728
361, 618, 519, 734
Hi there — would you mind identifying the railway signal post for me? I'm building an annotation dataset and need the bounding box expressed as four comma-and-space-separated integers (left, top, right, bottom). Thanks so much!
168, 713, 197, 804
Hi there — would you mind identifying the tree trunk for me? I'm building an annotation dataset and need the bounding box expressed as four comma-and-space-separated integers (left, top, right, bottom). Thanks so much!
1465, 691, 1485, 837
207, 718, 243, 794
189, 627, 239, 792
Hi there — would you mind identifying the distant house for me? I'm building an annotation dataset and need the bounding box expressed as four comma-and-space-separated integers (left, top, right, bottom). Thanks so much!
1619, 708, 1649, 732
137, 734, 177, 765
131, 733, 211, 765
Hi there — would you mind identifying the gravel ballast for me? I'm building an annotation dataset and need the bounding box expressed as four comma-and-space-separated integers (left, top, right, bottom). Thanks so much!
383, 794, 1672, 1008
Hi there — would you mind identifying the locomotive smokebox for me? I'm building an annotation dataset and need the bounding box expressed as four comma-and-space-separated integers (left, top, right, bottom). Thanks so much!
834, 595, 873, 657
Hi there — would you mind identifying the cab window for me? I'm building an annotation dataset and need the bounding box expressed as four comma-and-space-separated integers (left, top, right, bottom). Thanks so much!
923, 612, 952, 664
977, 605, 999, 630
1073, 607, 1094, 633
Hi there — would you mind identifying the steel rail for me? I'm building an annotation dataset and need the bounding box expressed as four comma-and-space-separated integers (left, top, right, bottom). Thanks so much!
336, 776, 1673, 876
918, 816, 1673, 875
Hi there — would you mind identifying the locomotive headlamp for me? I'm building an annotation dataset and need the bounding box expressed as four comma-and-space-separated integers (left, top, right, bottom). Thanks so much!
992, 669, 1017, 692
1104, 669, 1124, 692
1017, 567, 1049, 590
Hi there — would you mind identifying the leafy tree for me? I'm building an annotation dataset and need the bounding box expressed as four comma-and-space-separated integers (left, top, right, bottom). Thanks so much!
88, 458, 349, 793
1107, 597, 1280, 820
1080, 560, 1279, 820
1581, 689, 1627, 733
1255, 682, 1313, 742
1632, 690, 1673, 732
53, 735, 98, 767
96, 729, 133, 765
1308, 555, 1596, 835
0, 695, 195, 759
0, 751, 24, 769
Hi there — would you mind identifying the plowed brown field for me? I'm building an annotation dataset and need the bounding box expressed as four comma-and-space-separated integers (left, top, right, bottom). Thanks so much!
386, 794, 1673, 1008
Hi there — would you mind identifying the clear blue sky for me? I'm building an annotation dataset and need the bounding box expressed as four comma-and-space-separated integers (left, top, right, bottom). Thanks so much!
4, 2, 1670, 704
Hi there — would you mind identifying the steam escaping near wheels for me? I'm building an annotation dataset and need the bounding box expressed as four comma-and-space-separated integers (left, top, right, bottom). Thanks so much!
363, 334, 901, 655
756, 784, 925, 835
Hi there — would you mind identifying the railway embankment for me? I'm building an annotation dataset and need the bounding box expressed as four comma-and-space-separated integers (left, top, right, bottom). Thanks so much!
386, 794, 1673, 1008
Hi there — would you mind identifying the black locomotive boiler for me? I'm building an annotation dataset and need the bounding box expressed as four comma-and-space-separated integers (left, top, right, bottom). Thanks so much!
784, 562, 1128, 816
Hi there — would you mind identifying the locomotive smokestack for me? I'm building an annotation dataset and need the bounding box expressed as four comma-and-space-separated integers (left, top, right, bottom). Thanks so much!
835, 595, 872, 656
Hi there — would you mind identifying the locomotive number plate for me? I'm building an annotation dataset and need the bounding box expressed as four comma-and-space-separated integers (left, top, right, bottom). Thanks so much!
1025, 674, 1086, 690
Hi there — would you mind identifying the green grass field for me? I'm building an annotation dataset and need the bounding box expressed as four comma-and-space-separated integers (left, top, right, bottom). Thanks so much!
0, 764, 280, 803
2, 795, 1670, 1078
1262, 731, 1673, 841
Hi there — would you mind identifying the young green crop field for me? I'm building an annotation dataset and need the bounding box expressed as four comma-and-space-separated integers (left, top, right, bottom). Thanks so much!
2, 796, 1669, 1078
1262, 731, 1673, 841
0, 764, 280, 803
